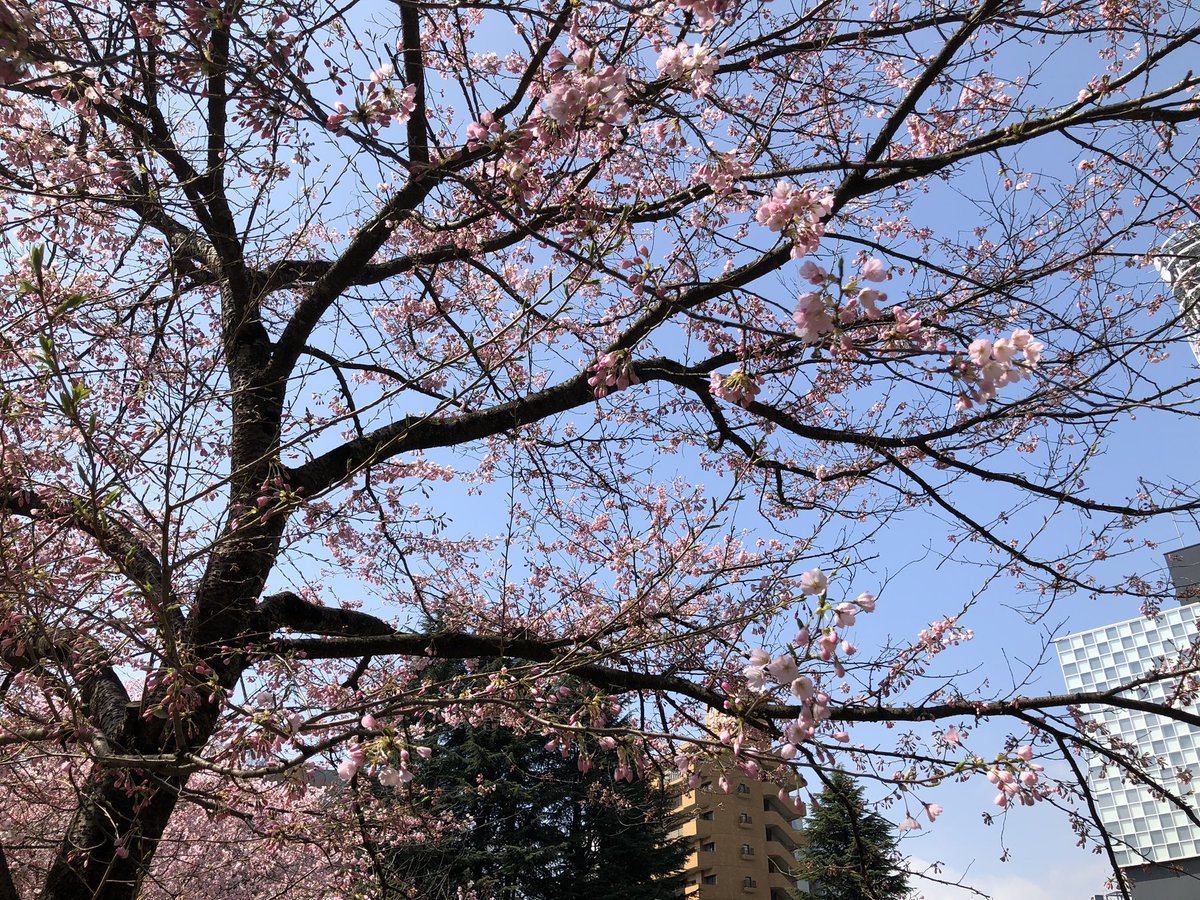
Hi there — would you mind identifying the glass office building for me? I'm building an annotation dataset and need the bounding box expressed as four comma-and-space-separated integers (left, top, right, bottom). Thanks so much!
1055, 602, 1200, 867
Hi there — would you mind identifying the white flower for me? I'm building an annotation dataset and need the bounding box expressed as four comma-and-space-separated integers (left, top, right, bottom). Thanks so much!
799, 568, 828, 596
766, 654, 800, 685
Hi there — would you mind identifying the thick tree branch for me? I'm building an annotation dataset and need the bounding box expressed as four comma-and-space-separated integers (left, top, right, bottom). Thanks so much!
0, 488, 179, 628
0, 843, 17, 900
0, 624, 131, 746
252, 591, 396, 639
399, 0, 428, 168
260, 610, 1200, 735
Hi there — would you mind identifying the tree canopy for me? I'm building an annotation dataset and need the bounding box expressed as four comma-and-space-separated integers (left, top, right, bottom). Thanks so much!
384, 716, 689, 899
796, 772, 910, 900
0, 0, 1199, 897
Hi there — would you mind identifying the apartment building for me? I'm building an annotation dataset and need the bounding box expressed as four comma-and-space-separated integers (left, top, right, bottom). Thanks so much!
669, 765, 805, 900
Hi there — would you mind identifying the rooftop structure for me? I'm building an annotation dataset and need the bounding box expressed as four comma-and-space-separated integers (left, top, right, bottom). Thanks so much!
1163, 541, 1200, 604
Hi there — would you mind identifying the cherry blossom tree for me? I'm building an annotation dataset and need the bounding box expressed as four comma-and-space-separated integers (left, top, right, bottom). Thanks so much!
0, 0, 1199, 896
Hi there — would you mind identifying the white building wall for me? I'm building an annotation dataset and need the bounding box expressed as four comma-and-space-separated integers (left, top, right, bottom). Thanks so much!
1055, 604, 1200, 867
1154, 223, 1200, 364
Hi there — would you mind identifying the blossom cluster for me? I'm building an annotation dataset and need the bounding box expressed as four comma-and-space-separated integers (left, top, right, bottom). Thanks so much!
792, 257, 892, 345
336, 714, 432, 788
588, 349, 639, 397
655, 41, 719, 98
708, 369, 760, 407
755, 181, 833, 259
954, 329, 1045, 411
741, 569, 878, 749
989, 745, 1047, 809
544, 696, 628, 777
691, 152, 748, 197
915, 615, 973, 653
326, 64, 417, 133
465, 110, 505, 148
790, 260, 1046, 412
619, 244, 660, 298
537, 49, 630, 139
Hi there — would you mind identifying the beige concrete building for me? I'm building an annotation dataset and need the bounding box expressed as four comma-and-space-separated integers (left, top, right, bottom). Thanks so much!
669, 766, 805, 900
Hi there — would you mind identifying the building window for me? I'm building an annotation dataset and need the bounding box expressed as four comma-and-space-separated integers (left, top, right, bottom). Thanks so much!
701, 842, 715, 853
736, 783, 751, 795
699, 810, 714, 821
743, 877, 757, 888
740, 844, 754, 857
700, 781, 713, 792
738, 812, 753, 826
703, 875, 718, 885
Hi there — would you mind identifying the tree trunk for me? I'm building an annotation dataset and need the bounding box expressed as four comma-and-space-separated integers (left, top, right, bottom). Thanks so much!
41, 772, 183, 900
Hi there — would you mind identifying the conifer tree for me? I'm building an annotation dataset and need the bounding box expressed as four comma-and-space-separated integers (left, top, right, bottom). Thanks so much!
795, 772, 910, 900
383, 661, 688, 898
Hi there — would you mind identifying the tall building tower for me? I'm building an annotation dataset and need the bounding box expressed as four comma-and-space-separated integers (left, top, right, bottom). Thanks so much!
1153, 222, 1200, 363
668, 762, 805, 900
1054, 554, 1200, 898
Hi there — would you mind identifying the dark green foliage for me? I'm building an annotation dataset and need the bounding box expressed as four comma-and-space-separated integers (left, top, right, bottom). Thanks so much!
384, 708, 689, 899
794, 772, 911, 900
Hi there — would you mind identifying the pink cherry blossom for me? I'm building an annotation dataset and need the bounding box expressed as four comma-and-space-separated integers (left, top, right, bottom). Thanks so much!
674, 0, 733, 27
860, 258, 889, 282
793, 292, 836, 344
755, 182, 833, 257
800, 260, 828, 285
588, 349, 640, 397
655, 41, 719, 97
766, 653, 800, 684
709, 369, 761, 407
791, 675, 815, 701
856, 288, 886, 320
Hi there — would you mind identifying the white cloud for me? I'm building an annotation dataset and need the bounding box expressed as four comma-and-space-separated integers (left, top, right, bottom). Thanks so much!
908, 855, 1113, 900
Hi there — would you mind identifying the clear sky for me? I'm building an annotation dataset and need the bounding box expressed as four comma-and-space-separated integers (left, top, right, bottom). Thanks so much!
874, 338, 1200, 895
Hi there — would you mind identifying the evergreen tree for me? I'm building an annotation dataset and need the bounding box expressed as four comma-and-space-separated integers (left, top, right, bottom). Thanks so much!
382, 661, 688, 898
794, 772, 910, 900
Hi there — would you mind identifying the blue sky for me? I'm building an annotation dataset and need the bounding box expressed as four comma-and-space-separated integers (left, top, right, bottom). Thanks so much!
252, 5, 1200, 895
